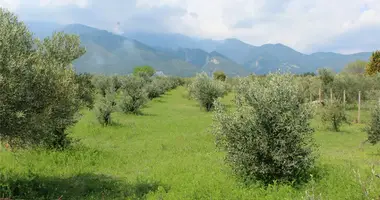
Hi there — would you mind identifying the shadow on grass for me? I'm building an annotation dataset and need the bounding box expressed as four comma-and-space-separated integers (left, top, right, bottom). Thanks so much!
0, 173, 169, 200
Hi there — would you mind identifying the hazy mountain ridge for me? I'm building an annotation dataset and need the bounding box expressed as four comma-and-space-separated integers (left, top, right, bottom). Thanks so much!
27, 21, 373, 76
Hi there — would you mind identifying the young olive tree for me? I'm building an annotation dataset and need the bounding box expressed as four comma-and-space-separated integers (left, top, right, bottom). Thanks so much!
366, 105, 380, 144
213, 73, 316, 184
189, 72, 226, 111
321, 99, 349, 132
0, 8, 86, 149
94, 88, 116, 126
118, 75, 148, 114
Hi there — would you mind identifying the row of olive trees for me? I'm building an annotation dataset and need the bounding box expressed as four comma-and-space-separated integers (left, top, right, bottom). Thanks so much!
92, 68, 184, 126
0, 9, 88, 149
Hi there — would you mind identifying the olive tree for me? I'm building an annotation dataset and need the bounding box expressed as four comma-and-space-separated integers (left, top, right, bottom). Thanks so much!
321, 99, 349, 132
366, 105, 380, 144
188, 72, 226, 111
213, 73, 316, 184
118, 76, 148, 114
213, 70, 227, 81
0, 8, 85, 149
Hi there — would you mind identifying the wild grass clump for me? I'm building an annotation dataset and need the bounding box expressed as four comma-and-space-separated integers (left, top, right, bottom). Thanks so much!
188, 72, 226, 111
213, 73, 317, 185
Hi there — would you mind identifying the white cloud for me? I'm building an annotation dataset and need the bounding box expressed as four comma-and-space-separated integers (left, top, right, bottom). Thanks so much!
39, 0, 89, 8
0, 0, 21, 11
7, 0, 380, 53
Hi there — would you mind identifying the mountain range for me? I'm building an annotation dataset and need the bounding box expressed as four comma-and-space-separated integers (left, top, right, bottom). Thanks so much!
26, 22, 373, 76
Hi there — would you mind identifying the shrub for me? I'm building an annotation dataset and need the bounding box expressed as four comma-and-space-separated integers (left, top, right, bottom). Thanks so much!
213, 70, 227, 81
213, 73, 316, 184
366, 104, 380, 144
321, 100, 349, 132
0, 9, 85, 149
118, 76, 148, 114
366, 50, 380, 76
188, 72, 226, 111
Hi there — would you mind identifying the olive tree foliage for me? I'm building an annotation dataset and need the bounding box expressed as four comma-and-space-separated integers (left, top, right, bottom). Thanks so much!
75, 73, 95, 109
92, 75, 114, 97
366, 51, 380, 76
213, 70, 227, 81
188, 72, 226, 111
295, 75, 321, 102
93, 76, 116, 125
0, 8, 85, 149
321, 99, 349, 132
213, 73, 316, 184
133, 65, 155, 79
366, 104, 380, 145
342, 60, 367, 75
317, 68, 335, 96
94, 88, 116, 126
145, 76, 184, 99
118, 75, 148, 114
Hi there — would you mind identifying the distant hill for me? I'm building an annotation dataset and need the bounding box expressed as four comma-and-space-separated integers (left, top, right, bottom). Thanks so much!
125, 31, 373, 74
27, 23, 246, 76
26, 21, 373, 76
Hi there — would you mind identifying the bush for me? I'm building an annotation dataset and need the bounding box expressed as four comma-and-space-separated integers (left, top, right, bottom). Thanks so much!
118, 76, 148, 114
188, 72, 226, 111
0, 9, 85, 149
213, 73, 316, 184
366, 105, 380, 144
321, 100, 349, 132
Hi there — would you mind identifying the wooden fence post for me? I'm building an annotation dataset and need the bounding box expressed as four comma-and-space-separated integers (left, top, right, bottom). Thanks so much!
358, 91, 361, 123
343, 90, 346, 105
310, 92, 312, 102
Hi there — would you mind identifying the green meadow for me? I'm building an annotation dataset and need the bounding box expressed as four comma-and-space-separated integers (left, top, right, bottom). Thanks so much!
1, 87, 379, 199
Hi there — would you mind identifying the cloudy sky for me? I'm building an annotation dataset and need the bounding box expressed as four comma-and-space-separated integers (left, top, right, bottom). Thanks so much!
1, 0, 379, 54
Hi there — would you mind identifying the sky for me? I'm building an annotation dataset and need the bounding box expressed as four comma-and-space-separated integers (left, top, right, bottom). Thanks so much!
1, 0, 379, 54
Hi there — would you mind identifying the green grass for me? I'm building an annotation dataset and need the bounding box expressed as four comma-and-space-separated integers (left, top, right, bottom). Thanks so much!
1, 86, 380, 199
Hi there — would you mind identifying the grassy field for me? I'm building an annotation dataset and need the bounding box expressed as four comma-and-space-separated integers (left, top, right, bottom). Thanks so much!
1, 86, 380, 199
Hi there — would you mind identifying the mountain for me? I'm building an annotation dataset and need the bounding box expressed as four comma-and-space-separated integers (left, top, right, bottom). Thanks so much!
125, 31, 373, 74
26, 21, 374, 76
57, 24, 247, 76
